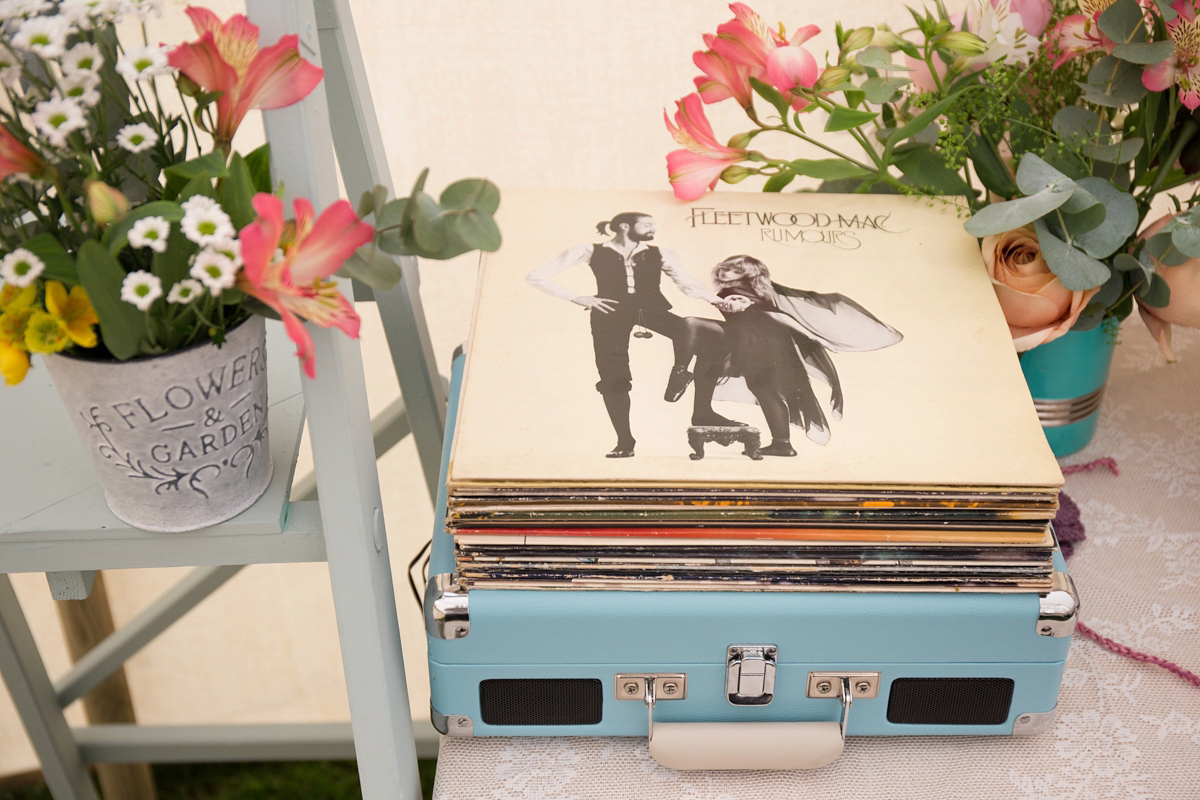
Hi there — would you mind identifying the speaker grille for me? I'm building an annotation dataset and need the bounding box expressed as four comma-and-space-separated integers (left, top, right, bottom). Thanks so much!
479, 679, 603, 726
886, 678, 1014, 725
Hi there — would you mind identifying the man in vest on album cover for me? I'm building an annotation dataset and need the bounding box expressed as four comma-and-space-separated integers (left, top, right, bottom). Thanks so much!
527, 211, 743, 458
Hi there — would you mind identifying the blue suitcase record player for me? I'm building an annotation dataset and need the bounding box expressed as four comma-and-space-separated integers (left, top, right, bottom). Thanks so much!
424, 355, 1079, 770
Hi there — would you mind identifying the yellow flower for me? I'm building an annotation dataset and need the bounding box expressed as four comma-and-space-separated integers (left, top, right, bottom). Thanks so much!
0, 305, 34, 345
44, 281, 98, 348
24, 310, 70, 353
0, 282, 36, 313
0, 339, 29, 385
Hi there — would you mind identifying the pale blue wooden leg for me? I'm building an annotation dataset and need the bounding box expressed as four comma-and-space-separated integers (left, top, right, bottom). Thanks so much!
0, 575, 100, 800
315, 0, 447, 502
246, 1, 422, 798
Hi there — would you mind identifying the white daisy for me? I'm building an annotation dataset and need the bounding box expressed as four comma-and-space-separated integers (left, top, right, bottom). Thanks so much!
116, 122, 157, 153
190, 249, 237, 295
180, 194, 218, 214
0, 0, 53, 22
120, 270, 162, 310
12, 15, 71, 58
181, 203, 234, 246
58, 71, 101, 107
116, 45, 171, 82
59, 0, 119, 28
128, 215, 170, 252
204, 236, 242, 270
61, 41, 103, 74
119, 0, 161, 21
0, 248, 45, 286
31, 96, 87, 147
167, 278, 203, 304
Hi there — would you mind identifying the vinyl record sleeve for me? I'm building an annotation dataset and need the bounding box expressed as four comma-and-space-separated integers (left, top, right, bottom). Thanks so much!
449, 191, 1062, 491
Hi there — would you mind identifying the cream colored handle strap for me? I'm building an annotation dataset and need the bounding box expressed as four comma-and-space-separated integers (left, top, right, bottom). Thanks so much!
646, 677, 850, 770
649, 720, 844, 770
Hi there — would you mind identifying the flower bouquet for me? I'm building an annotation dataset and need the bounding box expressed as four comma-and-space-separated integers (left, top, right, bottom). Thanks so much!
665, 0, 1200, 363
0, 2, 500, 529
664, 0, 1200, 454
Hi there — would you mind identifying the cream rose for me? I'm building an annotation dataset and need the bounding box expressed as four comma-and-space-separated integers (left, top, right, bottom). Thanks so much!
1136, 215, 1200, 362
982, 226, 1100, 352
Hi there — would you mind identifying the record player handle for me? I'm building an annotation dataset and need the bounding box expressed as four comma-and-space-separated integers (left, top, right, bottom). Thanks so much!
647, 678, 850, 770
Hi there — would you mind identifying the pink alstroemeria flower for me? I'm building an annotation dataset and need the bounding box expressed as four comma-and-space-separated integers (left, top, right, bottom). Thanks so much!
169, 7, 324, 147
1047, 0, 1118, 69
694, 33, 756, 108
0, 126, 43, 180
664, 93, 749, 201
1144, 0, 1200, 110
236, 193, 373, 379
710, 3, 821, 108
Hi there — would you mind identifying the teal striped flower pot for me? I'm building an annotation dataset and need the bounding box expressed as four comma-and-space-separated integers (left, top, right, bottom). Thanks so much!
1019, 324, 1117, 458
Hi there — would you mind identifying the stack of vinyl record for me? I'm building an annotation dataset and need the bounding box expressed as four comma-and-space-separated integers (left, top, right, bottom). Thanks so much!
443, 191, 1063, 593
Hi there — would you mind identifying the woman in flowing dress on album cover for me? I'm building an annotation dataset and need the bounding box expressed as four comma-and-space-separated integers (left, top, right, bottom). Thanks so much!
679, 255, 903, 456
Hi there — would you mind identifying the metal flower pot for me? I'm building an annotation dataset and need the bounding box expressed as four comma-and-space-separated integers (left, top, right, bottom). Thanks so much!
43, 315, 273, 532
1019, 323, 1117, 458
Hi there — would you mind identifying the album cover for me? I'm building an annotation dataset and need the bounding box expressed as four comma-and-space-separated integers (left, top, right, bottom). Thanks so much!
448, 191, 1062, 491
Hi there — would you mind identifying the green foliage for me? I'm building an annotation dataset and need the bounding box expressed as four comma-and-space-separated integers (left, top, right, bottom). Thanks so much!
76, 241, 147, 359
360, 170, 503, 263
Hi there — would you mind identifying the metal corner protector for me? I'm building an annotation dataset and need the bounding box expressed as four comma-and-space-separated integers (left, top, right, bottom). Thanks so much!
431, 705, 475, 737
425, 573, 470, 640
1012, 708, 1057, 736
1037, 571, 1079, 637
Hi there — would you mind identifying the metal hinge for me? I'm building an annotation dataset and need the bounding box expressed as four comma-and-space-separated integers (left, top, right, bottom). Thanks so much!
807, 671, 881, 699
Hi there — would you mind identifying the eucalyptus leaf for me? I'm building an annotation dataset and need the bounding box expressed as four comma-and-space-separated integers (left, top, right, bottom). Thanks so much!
411, 192, 447, 252
763, 171, 797, 192
75, 240, 146, 360
21, 233, 77, 286
1015, 153, 1072, 196
338, 246, 403, 290
1061, 203, 1107, 237
1112, 41, 1174, 63
1071, 307, 1106, 331
1098, 0, 1147, 44
440, 178, 500, 215
376, 197, 409, 231
446, 209, 502, 253
862, 76, 910, 103
101, 201, 185, 254
1082, 137, 1143, 164
1034, 218, 1113, 290
1073, 176, 1137, 258
856, 45, 909, 69
825, 106, 878, 132
1139, 271, 1171, 306
1112, 253, 1144, 272
1052, 106, 1108, 143
1079, 56, 1147, 107
1157, 0, 1178, 21
1170, 223, 1200, 257
786, 159, 873, 181
1092, 268, 1126, 308
963, 186, 1072, 236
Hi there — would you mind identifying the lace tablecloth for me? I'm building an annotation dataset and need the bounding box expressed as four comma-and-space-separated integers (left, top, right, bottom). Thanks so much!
433, 323, 1200, 800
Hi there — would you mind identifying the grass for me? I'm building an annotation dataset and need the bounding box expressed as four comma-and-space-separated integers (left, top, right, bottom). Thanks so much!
0, 760, 437, 800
